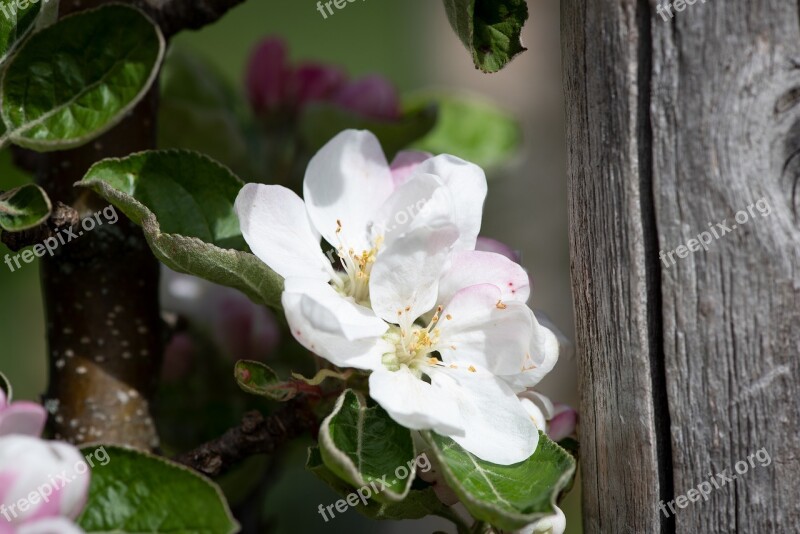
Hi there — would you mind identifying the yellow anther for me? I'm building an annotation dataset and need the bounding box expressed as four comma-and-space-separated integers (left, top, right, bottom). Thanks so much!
428, 357, 439, 365
496, 300, 507, 310
446, 314, 452, 320
468, 365, 476, 373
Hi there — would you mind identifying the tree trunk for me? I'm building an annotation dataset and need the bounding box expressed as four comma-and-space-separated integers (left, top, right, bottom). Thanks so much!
562, 1, 800, 532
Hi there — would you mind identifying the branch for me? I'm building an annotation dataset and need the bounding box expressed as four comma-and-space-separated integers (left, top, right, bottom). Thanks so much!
0, 202, 78, 252
175, 400, 318, 478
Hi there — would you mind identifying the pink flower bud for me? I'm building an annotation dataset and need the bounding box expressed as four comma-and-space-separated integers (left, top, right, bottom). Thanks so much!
0, 386, 47, 438
0, 436, 89, 528
389, 151, 431, 188
245, 37, 290, 115
161, 333, 196, 383
332, 75, 401, 121
475, 236, 522, 264
213, 293, 280, 363
548, 404, 578, 442
288, 63, 347, 110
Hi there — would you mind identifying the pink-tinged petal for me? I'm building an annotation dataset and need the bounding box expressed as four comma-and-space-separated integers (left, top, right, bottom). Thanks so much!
475, 236, 521, 264
289, 63, 347, 109
435, 284, 532, 376
0, 386, 7, 410
18, 517, 85, 534
245, 37, 290, 115
369, 367, 463, 436
369, 225, 459, 326
0, 401, 47, 437
332, 75, 401, 121
548, 404, 578, 442
390, 150, 432, 188
499, 312, 560, 391
235, 183, 332, 281
411, 155, 487, 252
282, 278, 389, 370
303, 130, 395, 252
438, 250, 530, 307
431, 366, 539, 465
0, 436, 89, 525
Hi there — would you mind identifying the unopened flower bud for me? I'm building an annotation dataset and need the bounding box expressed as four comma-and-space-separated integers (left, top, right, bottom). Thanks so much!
246, 37, 290, 115
332, 75, 401, 121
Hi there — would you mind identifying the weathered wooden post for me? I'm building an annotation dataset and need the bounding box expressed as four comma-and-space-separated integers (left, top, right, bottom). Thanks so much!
562, 1, 800, 532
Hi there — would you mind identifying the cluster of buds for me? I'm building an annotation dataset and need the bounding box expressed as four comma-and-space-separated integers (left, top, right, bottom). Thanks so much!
0, 385, 88, 533
245, 37, 401, 121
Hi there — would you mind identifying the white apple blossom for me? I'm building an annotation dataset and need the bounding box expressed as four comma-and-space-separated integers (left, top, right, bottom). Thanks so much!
235, 129, 559, 465
0, 386, 47, 438
0, 436, 89, 534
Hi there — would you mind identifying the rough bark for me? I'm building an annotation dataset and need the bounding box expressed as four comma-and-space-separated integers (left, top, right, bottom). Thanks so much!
562, 0, 800, 532
34, 0, 244, 450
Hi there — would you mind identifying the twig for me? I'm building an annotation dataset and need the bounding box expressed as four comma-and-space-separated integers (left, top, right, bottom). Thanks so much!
175, 400, 318, 478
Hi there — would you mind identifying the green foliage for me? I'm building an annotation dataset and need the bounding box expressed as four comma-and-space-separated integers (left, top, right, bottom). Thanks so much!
78, 150, 283, 308
408, 92, 521, 169
423, 431, 575, 530
0, 0, 40, 67
318, 390, 416, 502
77, 446, 239, 534
0, 4, 164, 151
442, 0, 529, 73
0, 184, 50, 231
307, 447, 454, 522
234, 360, 299, 402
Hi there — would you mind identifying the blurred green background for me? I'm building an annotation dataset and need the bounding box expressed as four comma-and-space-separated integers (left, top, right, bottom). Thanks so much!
0, 0, 578, 532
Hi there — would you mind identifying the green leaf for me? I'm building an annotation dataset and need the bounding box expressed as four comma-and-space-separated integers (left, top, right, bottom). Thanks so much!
77, 446, 239, 534
318, 390, 416, 502
407, 92, 521, 169
77, 150, 283, 308
159, 47, 262, 182
0, 4, 165, 151
307, 447, 453, 522
0, 0, 41, 67
299, 102, 438, 161
0, 184, 51, 231
423, 431, 576, 530
442, 0, 529, 73
234, 360, 298, 402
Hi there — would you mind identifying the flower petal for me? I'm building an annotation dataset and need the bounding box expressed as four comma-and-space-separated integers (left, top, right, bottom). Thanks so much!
369, 367, 463, 436
303, 130, 394, 252
390, 150, 432, 188
369, 225, 459, 326
475, 236, 521, 263
436, 284, 532, 376
0, 436, 90, 524
431, 366, 539, 464
0, 401, 47, 437
370, 173, 455, 248
18, 518, 86, 534
235, 183, 331, 281
438, 250, 530, 307
499, 312, 560, 391
282, 278, 389, 370
411, 155, 487, 251
514, 505, 566, 534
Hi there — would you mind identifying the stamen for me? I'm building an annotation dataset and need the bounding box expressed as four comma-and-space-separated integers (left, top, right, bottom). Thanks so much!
468, 365, 476, 373
496, 300, 507, 310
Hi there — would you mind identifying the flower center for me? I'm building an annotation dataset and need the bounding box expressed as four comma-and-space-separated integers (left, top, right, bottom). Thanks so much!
330, 220, 383, 305
381, 306, 443, 374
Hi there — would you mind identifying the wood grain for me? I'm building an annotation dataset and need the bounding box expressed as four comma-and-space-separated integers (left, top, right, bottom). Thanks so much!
562, 0, 800, 532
